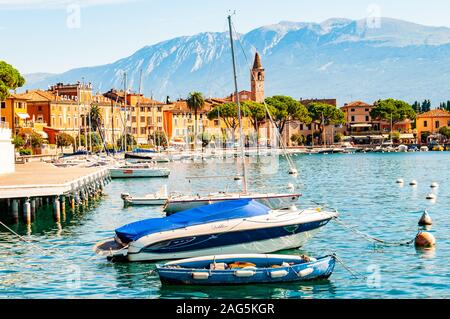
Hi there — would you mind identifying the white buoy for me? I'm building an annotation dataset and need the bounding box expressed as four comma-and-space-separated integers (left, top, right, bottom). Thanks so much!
288, 168, 298, 175
409, 180, 418, 186
430, 182, 439, 188
396, 178, 404, 184
426, 193, 437, 200
418, 210, 433, 226
286, 183, 295, 191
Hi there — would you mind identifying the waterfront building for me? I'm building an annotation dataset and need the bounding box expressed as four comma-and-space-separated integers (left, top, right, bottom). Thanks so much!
416, 109, 450, 142
0, 122, 15, 174
341, 101, 414, 144
0, 94, 31, 135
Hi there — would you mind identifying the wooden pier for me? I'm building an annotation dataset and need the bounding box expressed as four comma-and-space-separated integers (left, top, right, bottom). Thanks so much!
0, 162, 111, 224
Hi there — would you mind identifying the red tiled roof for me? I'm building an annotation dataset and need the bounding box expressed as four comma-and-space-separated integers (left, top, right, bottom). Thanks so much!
416, 109, 450, 118
341, 101, 371, 108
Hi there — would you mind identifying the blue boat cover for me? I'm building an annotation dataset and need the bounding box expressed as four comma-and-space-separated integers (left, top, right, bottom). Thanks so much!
115, 199, 271, 243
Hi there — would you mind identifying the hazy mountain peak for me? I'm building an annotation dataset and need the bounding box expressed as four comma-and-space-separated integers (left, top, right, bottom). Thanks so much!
23, 18, 450, 103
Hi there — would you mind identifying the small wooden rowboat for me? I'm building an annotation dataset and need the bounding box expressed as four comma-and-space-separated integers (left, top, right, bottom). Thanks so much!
155, 253, 336, 285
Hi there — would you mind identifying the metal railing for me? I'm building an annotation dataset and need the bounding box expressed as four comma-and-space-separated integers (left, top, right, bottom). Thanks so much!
0, 121, 9, 129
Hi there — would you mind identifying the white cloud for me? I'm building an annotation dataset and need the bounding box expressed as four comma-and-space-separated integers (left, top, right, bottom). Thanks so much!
0, 0, 138, 10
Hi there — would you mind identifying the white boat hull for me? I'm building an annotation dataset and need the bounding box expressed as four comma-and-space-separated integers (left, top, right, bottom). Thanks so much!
109, 168, 170, 178
127, 229, 320, 261
164, 193, 300, 214
124, 197, 168, 205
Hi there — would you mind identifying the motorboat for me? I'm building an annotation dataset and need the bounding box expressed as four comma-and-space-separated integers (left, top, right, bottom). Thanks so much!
109, 162, 170, 178
121, 185, 168, 206
420, 146, 429, 152
94, 199, 337, 262
156, 253, 336, 285
164, 192, 301, 215
396, 144, 408, 152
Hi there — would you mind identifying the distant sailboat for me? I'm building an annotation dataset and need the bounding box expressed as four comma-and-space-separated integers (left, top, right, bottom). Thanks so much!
164, 14, 300, 215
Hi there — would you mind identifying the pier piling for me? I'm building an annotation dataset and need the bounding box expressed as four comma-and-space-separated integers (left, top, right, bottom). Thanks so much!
53, 196, 61, 222
23, 198, 31, 224
11, 199, 19, 223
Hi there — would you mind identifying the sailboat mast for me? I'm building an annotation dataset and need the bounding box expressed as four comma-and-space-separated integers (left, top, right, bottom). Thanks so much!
228, 14, 247, 193
123, 72, 127, 152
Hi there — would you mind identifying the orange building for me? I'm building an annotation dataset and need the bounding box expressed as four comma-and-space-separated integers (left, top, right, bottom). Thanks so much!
0, 94, 31, 135
416, 109, 450, 141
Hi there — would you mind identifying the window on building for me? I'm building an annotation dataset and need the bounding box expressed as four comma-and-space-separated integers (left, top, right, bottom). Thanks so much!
74, 117, 78, 126
447, 120, 450, 126
351, 116, 355, 122
435, 121, 440, 129
140, 107, 144, 112
351, 108, 355, 112
366, 116, 369, 121
132, 116, 136, 123
157, 116, 162, 123
140, 127, 146, 134
365, 108, 369, 112
37, 116, 43, 123
157, 107, 162, 112
147, 117, 152, 123
1, 102, 6, 108
38, 106, 42, 111
140, 116, 145, 123
132, 128, 137, 134
1, 116, 5, 122
300, 124, 304, 130
147, 107, 151, 112
424, 120, 428, 127
214, 120, 219, 126
67, 117, 71, 127
52, 117, 55, 127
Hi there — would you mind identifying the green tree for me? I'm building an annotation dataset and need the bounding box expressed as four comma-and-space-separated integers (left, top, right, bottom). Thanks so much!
264, 95, 311, 136
290, 132, 306, 146
186, 92, 205, 146
370, 99, 416, 129
198, 132, 212, 148
0, 61, 25, 101
29, 132, 44, 149
438, 126, 450, 140
117, 133, 136, 151
241, 101, 270, 133
12, 134, 25, 148
307, 102, 345, 145
412, 101, 422, 113
56, 133, 74, 151
208, 103, 242, 142
89, 104, 102, 132
153, 131, 168, 147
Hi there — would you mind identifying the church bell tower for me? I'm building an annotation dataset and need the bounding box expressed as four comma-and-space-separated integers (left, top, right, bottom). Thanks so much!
251, 52, 265, 103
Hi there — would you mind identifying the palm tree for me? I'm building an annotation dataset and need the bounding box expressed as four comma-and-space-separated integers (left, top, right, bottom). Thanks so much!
89, 104, 102, 132
186, 92, 205, 148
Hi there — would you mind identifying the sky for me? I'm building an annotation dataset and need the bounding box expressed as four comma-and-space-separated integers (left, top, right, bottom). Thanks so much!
1, 0, 450, 74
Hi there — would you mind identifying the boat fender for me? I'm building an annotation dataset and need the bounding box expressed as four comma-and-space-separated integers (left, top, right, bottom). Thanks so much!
409, 180, 418, 186
192, 272, 210, 280
298, 268, 314, 277
414, 232, 436, 248
315, 207, 321, 212
209, 262, 227, 270
234, 269, 256, 277
270, 269, 289, 278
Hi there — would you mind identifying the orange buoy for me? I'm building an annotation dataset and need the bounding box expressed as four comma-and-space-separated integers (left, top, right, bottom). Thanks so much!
414, 232, 436, 248
418, 211, 433, 226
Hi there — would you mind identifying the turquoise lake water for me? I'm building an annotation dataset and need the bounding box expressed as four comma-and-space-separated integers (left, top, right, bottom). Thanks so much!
1, 152, 449, 298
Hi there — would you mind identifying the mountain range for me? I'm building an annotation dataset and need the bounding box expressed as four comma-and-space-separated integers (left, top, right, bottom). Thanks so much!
22, 17, 450, 105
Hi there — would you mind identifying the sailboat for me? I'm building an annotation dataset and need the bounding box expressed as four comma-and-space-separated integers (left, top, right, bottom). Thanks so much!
164, 15, 300, 215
